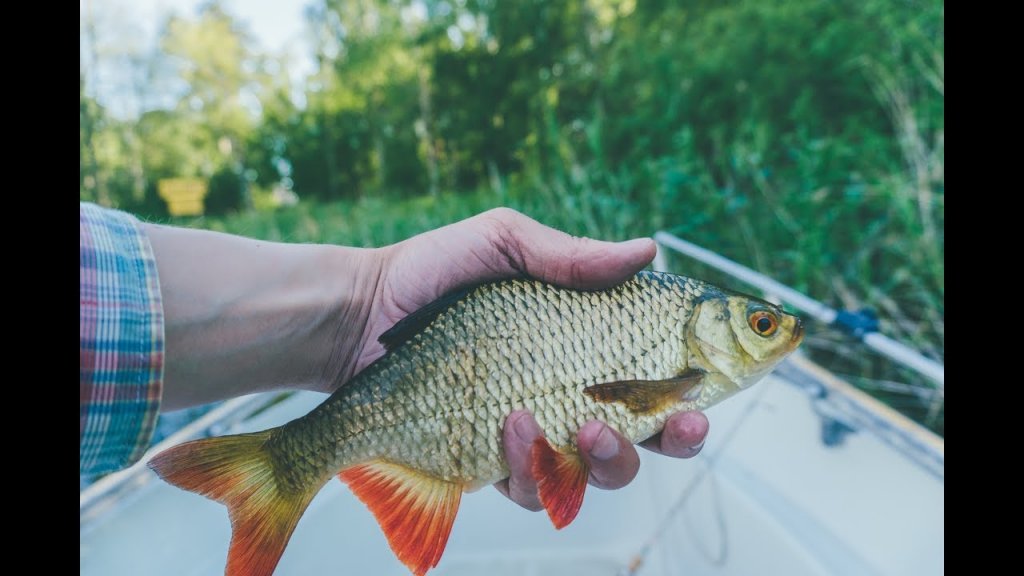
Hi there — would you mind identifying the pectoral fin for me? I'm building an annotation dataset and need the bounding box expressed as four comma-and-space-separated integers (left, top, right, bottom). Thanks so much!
339, 460, 463, 576
583, 369, 705, 414
531, 437, 590, 529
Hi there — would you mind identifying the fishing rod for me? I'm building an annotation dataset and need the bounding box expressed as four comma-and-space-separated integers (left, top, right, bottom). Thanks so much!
651, 232, 944, 388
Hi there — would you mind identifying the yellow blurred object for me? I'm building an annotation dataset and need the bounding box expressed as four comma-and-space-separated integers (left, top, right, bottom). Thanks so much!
158, 178, 208, 216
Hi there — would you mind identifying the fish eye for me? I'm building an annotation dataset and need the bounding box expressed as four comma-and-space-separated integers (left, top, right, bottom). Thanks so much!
748, 310, 778, 337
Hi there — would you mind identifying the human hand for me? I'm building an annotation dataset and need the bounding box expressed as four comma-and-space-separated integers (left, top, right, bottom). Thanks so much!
354, 207, 657, 370
359, 208, 709, 510
495, 410, 709, 509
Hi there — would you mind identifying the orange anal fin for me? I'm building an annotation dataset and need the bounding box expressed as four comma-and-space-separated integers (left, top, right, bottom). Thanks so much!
339, 460, 463, 576
583, 369, 706, 414
531, 437, 589, 529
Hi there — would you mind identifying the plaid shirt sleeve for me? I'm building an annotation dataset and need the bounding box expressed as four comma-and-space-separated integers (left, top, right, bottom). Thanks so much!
80, 202, 164, 475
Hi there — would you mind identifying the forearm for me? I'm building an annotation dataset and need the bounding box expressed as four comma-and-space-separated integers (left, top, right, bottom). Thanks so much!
143, 223, 383, 410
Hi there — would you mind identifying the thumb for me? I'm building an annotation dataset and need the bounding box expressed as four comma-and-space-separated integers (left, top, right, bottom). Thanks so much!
480, 208, 657, 290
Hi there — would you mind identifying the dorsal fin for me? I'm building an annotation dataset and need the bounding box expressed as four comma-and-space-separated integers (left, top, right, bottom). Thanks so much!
378, 284, 477, 351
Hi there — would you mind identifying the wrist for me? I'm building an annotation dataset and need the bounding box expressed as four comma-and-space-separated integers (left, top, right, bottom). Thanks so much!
144, 223, 385, 408
310, 244, 385, 392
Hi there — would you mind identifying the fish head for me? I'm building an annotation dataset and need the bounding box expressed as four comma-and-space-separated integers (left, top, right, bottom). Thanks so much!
688, 291, 804, 390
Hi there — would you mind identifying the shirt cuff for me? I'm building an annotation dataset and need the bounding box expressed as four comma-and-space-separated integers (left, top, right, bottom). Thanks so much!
80, 203, 164, 475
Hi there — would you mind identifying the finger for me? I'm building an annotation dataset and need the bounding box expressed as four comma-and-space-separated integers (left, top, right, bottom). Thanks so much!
478, 208, 657, 290
639, 411, 709, 458
577, 421, 640, 490
494, 410, 544, 511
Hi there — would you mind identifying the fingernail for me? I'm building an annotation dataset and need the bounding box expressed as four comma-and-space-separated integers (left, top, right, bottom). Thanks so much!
688, 441, 706, 455
621, 238, 653, 250
590, 425, 620, 461
513, 413, 537, 443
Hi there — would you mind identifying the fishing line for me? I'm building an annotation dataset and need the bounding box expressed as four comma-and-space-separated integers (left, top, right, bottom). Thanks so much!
618, 380, 774, 576
682, 469, 728, 566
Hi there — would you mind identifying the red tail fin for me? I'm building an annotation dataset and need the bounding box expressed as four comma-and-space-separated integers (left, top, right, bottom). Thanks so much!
148, 431, 318, 576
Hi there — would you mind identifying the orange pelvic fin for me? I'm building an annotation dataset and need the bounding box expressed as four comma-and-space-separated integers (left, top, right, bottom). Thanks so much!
531, 437, 590, 529
339, 460, 463, 576
583, 369, 705, 414
148, 431, 317, 576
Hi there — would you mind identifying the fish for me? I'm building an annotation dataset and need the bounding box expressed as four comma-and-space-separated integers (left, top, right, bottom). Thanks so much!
148, 270, 804, 576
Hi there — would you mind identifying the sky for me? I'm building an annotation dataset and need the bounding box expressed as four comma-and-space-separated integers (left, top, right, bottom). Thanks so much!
80, 0, 315, 117
136, 0, 308, 54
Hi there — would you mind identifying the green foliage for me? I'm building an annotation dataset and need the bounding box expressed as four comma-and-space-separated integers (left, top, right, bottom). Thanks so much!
81, 0, 943, 434
161, 3, 262, 153
205, 167, 246, 216
137, 110, 212, 179
81, 1, 269, 216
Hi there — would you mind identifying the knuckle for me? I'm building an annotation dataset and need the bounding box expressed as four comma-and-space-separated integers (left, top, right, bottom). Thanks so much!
481, 206, 523, 226
564, 236, 589, 285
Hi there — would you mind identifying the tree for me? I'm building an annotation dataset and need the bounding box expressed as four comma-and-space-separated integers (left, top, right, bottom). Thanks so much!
159, 1, 267, 210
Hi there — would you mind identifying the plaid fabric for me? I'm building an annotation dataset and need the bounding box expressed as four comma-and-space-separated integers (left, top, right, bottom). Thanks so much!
80, 203, 164, 475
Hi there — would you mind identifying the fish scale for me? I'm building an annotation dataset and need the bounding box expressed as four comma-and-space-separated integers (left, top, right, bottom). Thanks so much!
149, 270, 803, 576
291, 273, 703, 486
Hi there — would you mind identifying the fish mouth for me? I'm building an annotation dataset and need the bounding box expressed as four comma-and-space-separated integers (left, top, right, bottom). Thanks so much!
790, 317, 805, 347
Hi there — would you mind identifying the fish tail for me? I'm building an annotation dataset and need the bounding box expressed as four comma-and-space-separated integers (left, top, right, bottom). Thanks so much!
148, 431, 318, 576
